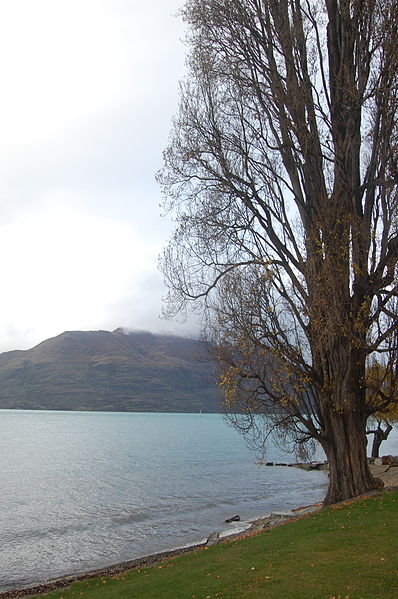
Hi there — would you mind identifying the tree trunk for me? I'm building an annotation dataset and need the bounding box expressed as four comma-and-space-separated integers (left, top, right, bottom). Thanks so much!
321, 410, 384, 505
371, 435, 383, 459
371, 423, 393, 458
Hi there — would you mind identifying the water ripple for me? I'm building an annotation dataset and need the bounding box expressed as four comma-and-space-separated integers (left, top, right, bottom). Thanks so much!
0, 410, 336, 591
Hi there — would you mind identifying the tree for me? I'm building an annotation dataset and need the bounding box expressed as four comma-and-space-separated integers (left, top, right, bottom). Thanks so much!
158, 0, 398, 504
366, 361, 398, 458
367, 418, 393, 458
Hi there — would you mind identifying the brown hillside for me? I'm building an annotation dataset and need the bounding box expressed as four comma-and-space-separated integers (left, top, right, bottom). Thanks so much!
0, 329, 220, 413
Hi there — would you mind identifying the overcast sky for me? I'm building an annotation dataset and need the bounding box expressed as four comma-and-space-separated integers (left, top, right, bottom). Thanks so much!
0, 0, 198, 353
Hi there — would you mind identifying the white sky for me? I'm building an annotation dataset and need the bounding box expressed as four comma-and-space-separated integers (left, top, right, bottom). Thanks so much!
0, 0, 197, 353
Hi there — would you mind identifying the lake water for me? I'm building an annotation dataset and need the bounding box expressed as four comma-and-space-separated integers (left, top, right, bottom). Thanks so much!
0, 410, 396, 592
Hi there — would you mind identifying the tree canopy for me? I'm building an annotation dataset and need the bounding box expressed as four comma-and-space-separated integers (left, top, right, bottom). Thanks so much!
159, 0, 398, 504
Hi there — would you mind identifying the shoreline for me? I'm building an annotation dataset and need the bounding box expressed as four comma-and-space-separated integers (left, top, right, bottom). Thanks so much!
0, 543, 207, 599
0, 503, 323, 599
0, 494, 328, 599
1, 463, 396, 599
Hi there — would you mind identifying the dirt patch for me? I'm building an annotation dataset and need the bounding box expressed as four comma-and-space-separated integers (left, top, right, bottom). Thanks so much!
370, 462, 398, 487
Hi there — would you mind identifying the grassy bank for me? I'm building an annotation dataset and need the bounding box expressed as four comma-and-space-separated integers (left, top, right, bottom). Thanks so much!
29, 490, 397, 599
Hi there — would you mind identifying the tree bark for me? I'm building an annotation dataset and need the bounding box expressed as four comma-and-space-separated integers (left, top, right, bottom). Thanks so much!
321, 410, 383, 505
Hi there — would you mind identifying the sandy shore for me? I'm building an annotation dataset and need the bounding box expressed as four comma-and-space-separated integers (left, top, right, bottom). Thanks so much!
1, 463, 397, 599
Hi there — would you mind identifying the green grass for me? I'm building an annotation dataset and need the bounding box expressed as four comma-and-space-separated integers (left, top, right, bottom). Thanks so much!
32, 490, 398, 599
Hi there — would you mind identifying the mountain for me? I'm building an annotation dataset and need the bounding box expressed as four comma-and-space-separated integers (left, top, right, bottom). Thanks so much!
0, 328, 221, 412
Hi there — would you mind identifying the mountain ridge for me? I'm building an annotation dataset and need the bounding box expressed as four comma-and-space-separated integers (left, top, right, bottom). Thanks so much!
0, 328, 221, 413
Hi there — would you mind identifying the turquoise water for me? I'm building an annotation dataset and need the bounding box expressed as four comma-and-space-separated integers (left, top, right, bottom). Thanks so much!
1, 409, 384, 591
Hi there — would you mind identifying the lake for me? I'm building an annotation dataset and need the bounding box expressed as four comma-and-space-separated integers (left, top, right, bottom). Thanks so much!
0, 410, 395, 592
